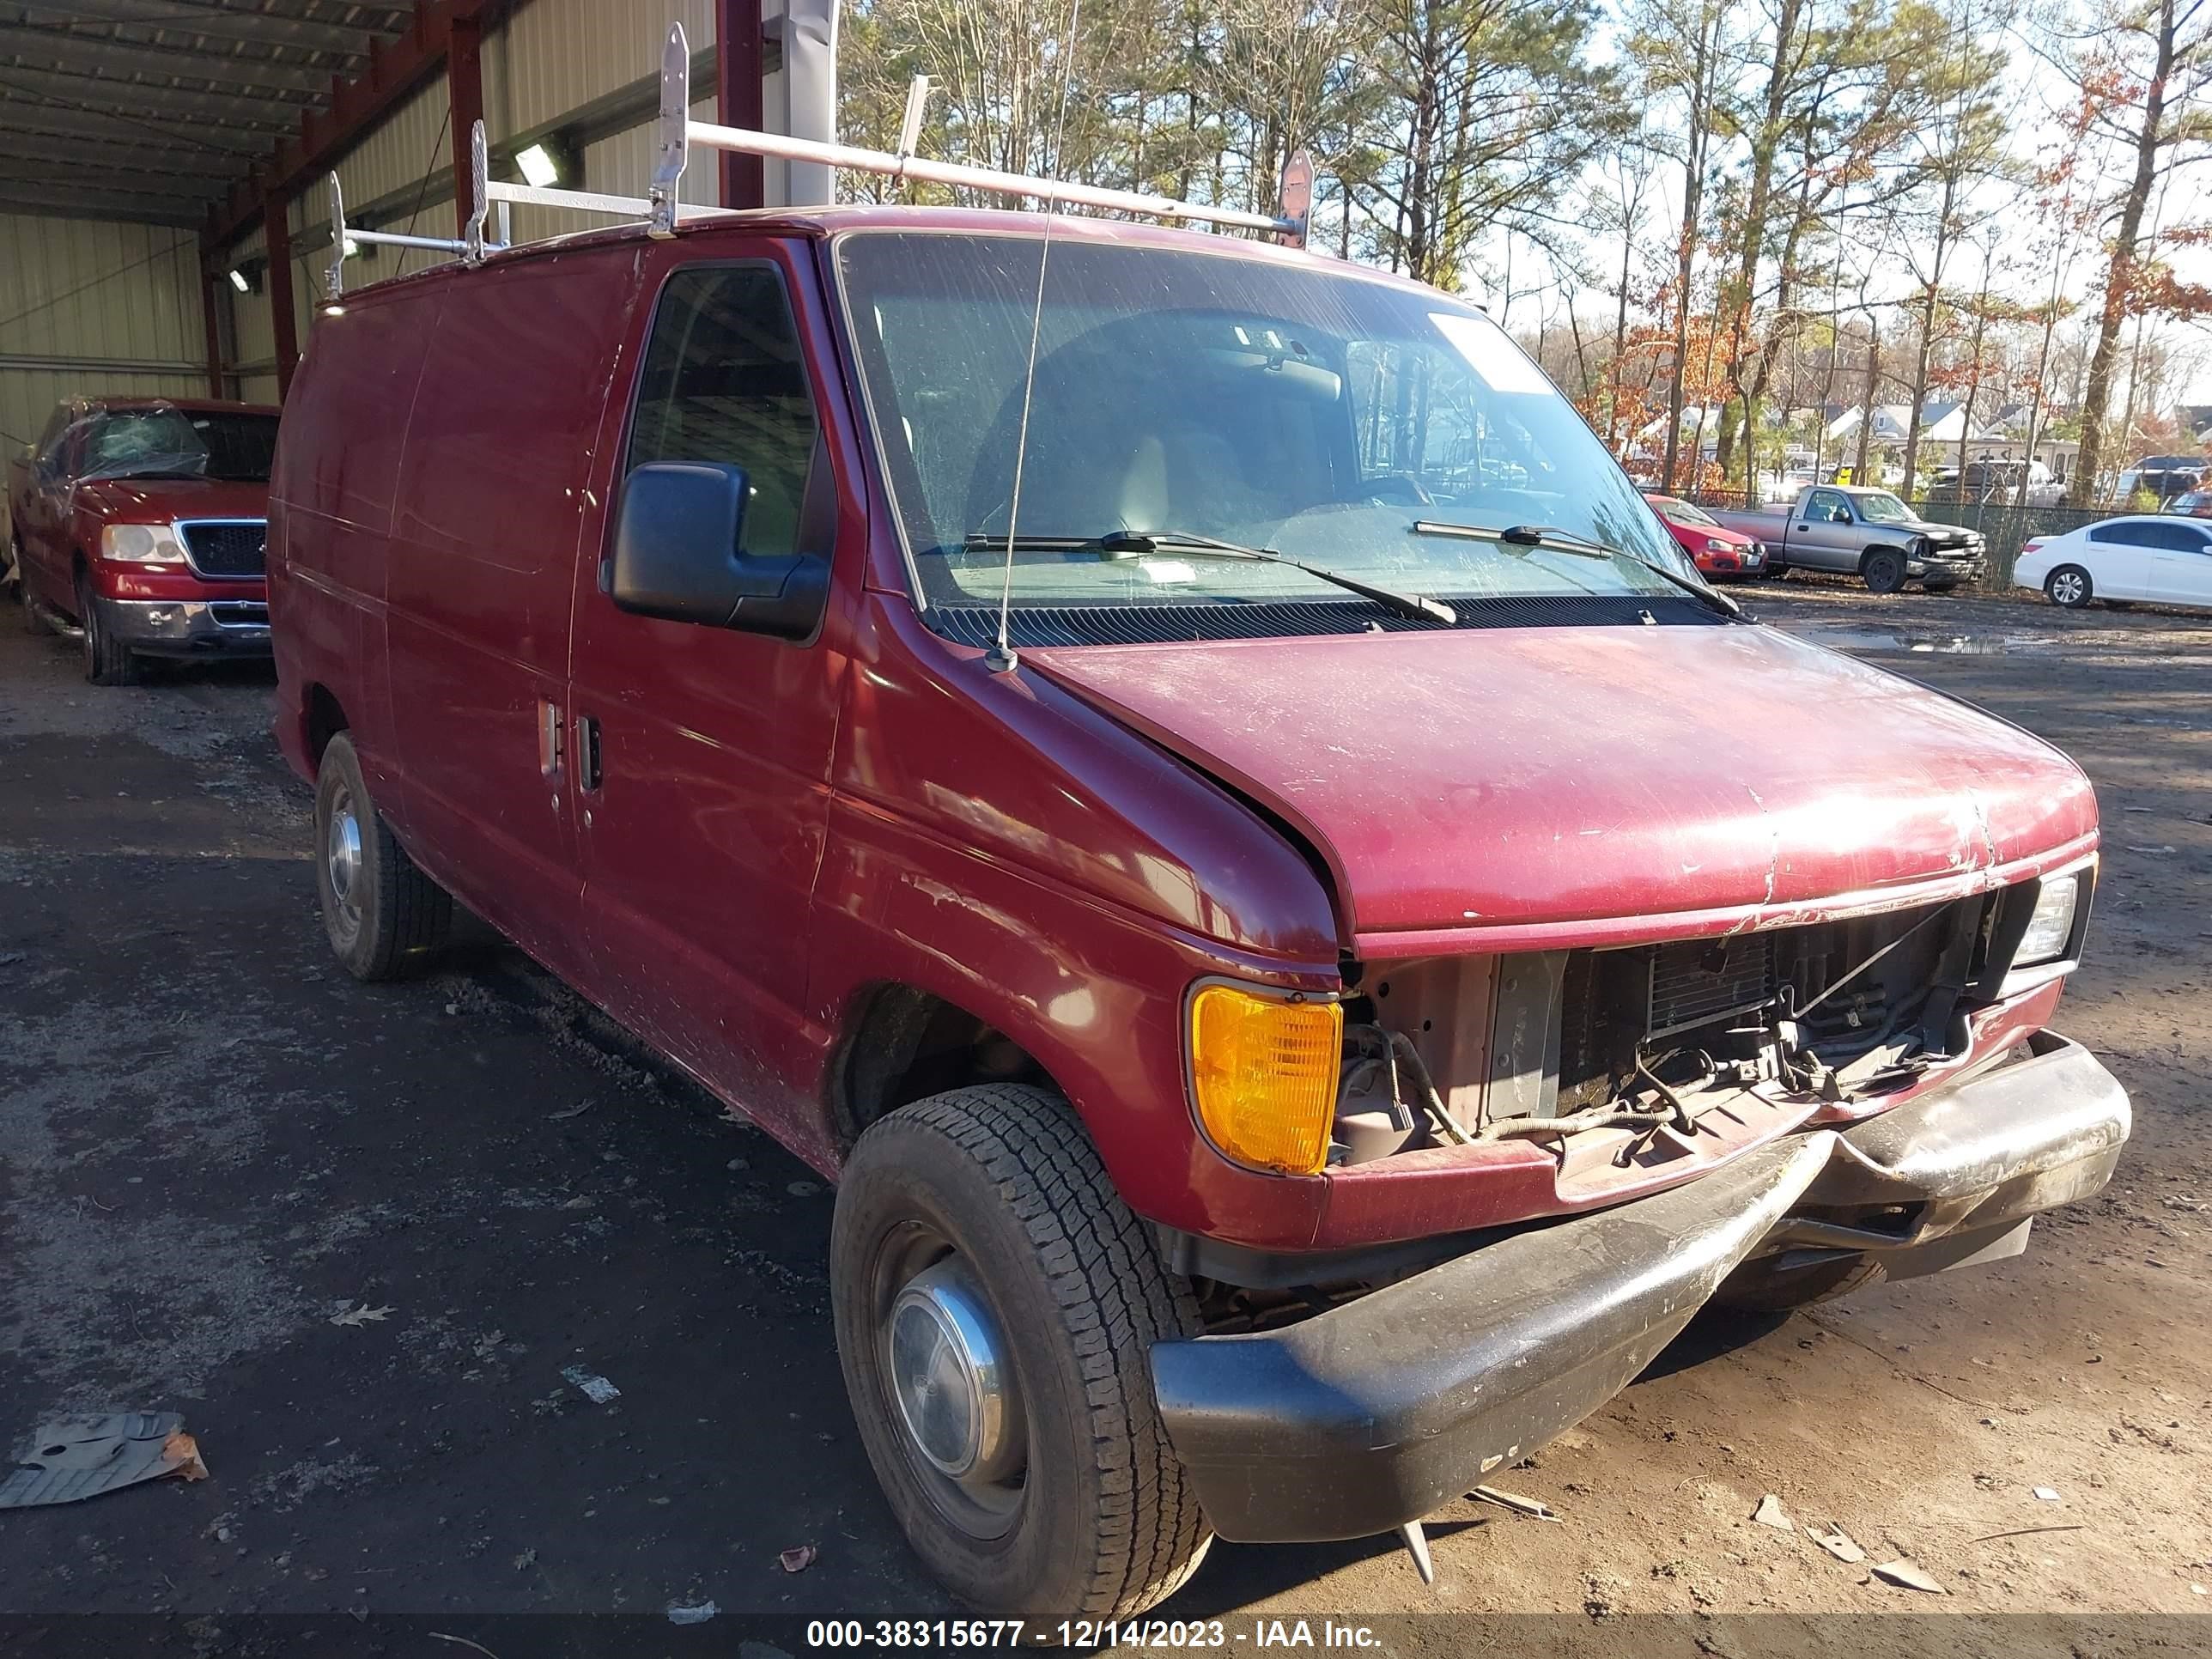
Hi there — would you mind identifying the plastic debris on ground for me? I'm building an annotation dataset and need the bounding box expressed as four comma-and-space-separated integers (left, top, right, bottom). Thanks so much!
0, 1412, 209, 1508
1806, 1522, 1867, 1563
780, 1544, 817, 1573
331, 1303, 393, 1327
665, 1601, 719, 1625
1753, 1493, 1794, 1531
561, 1366, 621, 1405
1871, 1558, 1946, 1594
2033, 1486, 2062, 1502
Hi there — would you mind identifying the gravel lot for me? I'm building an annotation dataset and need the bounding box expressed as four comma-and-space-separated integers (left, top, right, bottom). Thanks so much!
1, 580, 2208, 1644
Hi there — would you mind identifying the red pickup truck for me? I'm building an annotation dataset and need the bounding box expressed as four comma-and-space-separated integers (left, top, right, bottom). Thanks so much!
269, 205, 2128, 1619
8, 396, 279, 684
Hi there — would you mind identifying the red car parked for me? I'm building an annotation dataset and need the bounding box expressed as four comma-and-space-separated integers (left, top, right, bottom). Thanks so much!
1644, 489, 1771, 579
270, 204, 2125, 1619
7, 397, 277, 684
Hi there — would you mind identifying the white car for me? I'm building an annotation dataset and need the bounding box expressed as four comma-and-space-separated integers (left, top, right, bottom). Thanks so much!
2014, 515, 2212, 611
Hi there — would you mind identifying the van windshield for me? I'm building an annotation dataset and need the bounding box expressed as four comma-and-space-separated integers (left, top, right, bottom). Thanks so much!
834, 232, 1691, 626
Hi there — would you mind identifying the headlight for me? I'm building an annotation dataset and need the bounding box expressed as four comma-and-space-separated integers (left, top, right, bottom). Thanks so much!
2014, 874, 2081, 967
1705, 538, 1730, 554
1188, 984, 1341, 1176
100, 523, 187, 564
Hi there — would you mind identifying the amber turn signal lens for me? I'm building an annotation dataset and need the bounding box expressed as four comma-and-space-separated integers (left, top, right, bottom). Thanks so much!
1188, 985, 1342, 1176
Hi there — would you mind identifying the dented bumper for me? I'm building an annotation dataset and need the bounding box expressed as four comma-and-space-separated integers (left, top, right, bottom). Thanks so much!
1150, 1032, 2128, 1543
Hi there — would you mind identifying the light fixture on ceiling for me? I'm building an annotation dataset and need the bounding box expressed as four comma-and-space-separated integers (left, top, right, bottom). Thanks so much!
514, 142, 561, 188
342, 234, 361, 258
228, 266, 251, 294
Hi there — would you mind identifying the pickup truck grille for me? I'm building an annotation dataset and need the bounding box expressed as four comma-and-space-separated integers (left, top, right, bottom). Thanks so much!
179, 520, 267, 580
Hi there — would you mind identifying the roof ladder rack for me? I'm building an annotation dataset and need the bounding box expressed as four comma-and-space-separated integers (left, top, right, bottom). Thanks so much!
647, 22, 1311, 246
324, 21, 1312, 296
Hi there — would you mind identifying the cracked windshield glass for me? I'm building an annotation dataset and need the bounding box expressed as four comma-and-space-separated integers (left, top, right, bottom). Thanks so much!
836, 231, 1696, 623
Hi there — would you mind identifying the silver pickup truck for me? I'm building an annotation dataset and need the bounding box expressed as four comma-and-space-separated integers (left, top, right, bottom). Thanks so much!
1711, 485, 1987, 592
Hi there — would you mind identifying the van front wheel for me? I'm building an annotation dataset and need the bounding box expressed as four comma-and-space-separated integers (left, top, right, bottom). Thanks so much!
832, 1084, 1211, 1619
313, 732, 453, 980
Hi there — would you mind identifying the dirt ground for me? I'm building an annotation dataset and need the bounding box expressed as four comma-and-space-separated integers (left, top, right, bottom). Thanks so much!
1, 579, 2209, 1648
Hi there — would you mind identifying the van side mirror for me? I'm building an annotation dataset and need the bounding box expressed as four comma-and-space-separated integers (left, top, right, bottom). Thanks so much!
608, 461, 829, 642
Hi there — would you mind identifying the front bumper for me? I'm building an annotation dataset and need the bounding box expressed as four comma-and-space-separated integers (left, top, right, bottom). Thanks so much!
1911, 549, 1986, 585
94, 595, 270, 657
1151, 1032, 2128, 1543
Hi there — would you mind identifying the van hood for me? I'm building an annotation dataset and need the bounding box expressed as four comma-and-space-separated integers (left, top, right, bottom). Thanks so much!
73, 476, 269, 521
1024, 622, 2097, 949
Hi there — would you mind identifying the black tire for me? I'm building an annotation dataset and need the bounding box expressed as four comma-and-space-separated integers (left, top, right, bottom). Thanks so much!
832, 1084, 1209, 1620
1714, 1252, 1887, 1313
17, 542, 52, 635
2045, 564, 2093, 608
76, 567, 140, 685
1861, 549, 1907, 594
313, 732, 453, 980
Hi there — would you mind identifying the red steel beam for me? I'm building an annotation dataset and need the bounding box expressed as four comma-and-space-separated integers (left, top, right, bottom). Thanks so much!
717, 0, 765, 209
447, 13, 483, 234
198, 251, 227, 400
265, 197, 298, 398
206, 0, 507, 250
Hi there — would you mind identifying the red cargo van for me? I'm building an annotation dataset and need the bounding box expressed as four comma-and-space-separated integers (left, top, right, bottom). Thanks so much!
270, 206, 2128, 1619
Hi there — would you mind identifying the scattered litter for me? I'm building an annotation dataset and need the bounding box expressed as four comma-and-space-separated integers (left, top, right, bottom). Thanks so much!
0, 1413, 208, 1508
1971, 1523, 2084, 1544
445, 1002, 461, 1015
1469, 1484, 1559, 1520
548, 1102, 590, 1121
665, 1601, 719, 1626
561, 1366, 620, 1405
428, 1635, 503, 1659
0, 950, 23, 965
2121, 806, 2153, 813
330, 1303, 393, 1327
1752, 1493, 1794, 1532
1871, 1558, 1945, 1594
512, 1549, 537, 1571
2193, 1584, 2207, 1596
2033, 1486, 2062, 1502
779, 1544, 817, 1573
726, 1158, 749, 1171
2122, 845, 2175, 855
1805, 1522, 1866, 1563
787, 1181, 820, 1197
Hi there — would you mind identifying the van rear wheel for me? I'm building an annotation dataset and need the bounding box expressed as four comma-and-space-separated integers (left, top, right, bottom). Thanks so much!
313, 732, 453, 980
831, 1084, 1210, 1619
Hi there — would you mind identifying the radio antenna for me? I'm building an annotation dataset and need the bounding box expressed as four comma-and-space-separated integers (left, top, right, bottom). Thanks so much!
986, 0, 1086, 675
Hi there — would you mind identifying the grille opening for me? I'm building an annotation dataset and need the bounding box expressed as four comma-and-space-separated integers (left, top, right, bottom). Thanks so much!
179, 521, 267, 580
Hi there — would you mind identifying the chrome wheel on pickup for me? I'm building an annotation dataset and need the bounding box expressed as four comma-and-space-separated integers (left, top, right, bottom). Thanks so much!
832, 1084, 1210, 1617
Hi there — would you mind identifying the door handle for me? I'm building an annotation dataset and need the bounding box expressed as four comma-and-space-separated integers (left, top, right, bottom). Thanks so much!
538, 699, 564, 780
574, 714, 602, 793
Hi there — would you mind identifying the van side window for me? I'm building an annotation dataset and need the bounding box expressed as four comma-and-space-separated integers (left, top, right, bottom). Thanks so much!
628, 266, 817, 559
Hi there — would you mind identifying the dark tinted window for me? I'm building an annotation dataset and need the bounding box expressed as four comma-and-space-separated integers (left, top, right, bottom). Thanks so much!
2088, 521, 2156, 548
2148, 521, 2210, 552
628, 265, 817, 559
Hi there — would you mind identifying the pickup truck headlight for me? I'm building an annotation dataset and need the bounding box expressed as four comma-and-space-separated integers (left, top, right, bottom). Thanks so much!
100, 523, 188, 565
1188, 985, 1341, 1176
2014, 874, 2081, 967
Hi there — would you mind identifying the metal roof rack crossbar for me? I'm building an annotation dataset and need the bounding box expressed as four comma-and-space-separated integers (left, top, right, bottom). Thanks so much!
646, 22, 1311, 246
323, 20, 1313, 296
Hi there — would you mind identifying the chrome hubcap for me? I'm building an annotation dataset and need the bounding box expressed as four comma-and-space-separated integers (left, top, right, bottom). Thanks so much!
887, 1258, 1024, 1484
2054, 574, 2083, 604
325, 784, 364, 928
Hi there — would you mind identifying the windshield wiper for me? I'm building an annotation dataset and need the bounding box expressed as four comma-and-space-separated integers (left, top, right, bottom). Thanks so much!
1409, 520, 1741, 619
962, 528, 1456, 625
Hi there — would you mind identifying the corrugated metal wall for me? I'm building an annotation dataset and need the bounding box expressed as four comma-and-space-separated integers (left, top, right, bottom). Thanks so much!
0, 213, 207, 520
